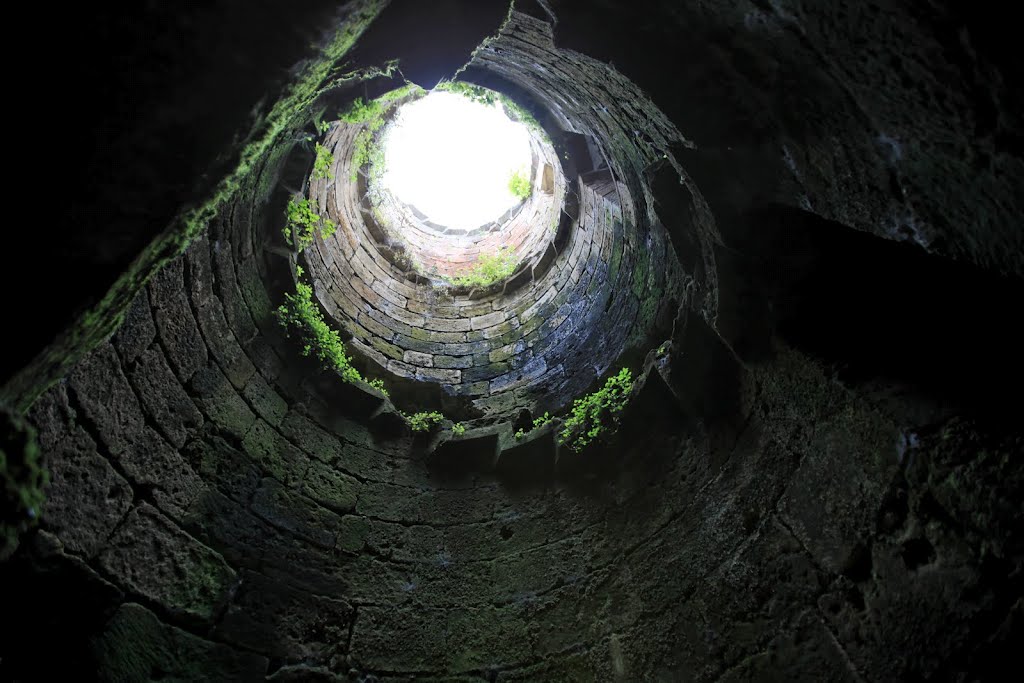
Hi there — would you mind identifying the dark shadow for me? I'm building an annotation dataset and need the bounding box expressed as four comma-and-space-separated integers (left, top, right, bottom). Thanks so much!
349, 0, 510, 89
739, 204, 1024, 418
0, 535, 119, 682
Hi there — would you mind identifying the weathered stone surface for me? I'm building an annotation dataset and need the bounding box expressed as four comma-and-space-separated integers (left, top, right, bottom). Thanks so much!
116, 427, 207, 521
350, 606, 532, 672
403, 349, 434, 367
68, 343, 146, 455
112, 290, 156, 364
93, 603, 267, 680
42, 426, 133, 558
190, 362, 258, 440
251, 477, 341, 549
14, 2, 1024, 680
98, 504, 235, 622
470, 310, 504, 330
778, 405, 900, 574
302, 460, 359, 514
185, 435, 262, 503
416, 366, 461, 383
242, 371, 288, 426
150, 260, 209, 383
215, 569, 354, 662
242, 419, 311, 486
130, 346, 204, 448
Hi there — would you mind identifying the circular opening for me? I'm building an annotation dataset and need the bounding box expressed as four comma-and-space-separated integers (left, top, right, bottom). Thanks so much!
379, 90, 533, 230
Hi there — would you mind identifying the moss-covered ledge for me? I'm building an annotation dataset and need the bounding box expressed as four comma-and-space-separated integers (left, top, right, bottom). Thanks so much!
0, 2, 391, 416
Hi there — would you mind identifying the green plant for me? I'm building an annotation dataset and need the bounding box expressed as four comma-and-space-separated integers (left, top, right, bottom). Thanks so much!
340, 86, 422, 182
338, 84, 421, 125
349, 126, 388, 182
404, 411, 446, 433
275, 266, 363, 384
313, 142, 333, 180
436, 80, 497, 106
515, 412, 553, 439
449, 248, 517, 289
316, 119, 331, 134
275, 275, 390, 396
508, 169, 531, 201
367, 378, 388, 397
283, 196, 336, 251
558, 369, 633, 452
436, 81, 545, 136
1, 411, 48, 561
452, 422, 466, 436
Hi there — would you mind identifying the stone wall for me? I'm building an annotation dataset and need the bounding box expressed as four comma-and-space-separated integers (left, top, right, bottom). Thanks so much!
295, 12, 687, 419
1, 1, 1021, 681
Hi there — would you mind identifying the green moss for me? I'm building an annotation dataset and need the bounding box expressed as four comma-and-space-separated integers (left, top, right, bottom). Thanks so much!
1, 409, 47, 560
312, 142, 333, 180
366, 378, 388, 396
436, 80, 546, 138
435, 80, 497, 106
451, 422, 466, 436
340, 84, 423, 181
508, 169, 532, 200
607, 239, 624, 282
2, 1, 388, 415
338, 84, 422, 125
558, 368, 633, 452
631, 252, 649, 299
275, 267, 388, 397
283, 196, 336, 251
448, 248, 517, 289
349, 128, 384, 181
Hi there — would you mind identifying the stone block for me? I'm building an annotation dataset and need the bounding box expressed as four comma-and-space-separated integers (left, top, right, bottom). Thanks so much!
215, 570, 354, 662
423, 316, 472, 332
403, 350, 434, 367
190, 363, 258, 440
69, 343, 146, 455
98, 504, 235, 622
471, 310, 505, 330
251, 478, 342, 549
130, 346, 204, 448
416, 367, 461, 383
241, 419, 310, 486
113, 290, 156, 364
432, 355, 474, 369
152, 282, 208, 384
43, 427, 133, 558
94, 603, 267, 681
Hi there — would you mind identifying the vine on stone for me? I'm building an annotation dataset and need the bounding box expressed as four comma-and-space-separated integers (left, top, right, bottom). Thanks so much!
274, 266, 387, 395
283, 196, 336, 251
312, 142, 333, 180
558, 368, 633, 452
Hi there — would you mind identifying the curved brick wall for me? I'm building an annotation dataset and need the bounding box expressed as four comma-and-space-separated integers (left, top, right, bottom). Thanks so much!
296, 12, 688, 420
4, 2, 1022, 682
357, 99, 564, 280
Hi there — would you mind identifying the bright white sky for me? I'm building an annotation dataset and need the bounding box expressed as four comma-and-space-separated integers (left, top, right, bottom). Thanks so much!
380, 91, 533, 230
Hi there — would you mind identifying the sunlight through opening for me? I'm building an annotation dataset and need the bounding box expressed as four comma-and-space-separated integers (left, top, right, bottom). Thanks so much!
380, 91, 533, 230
